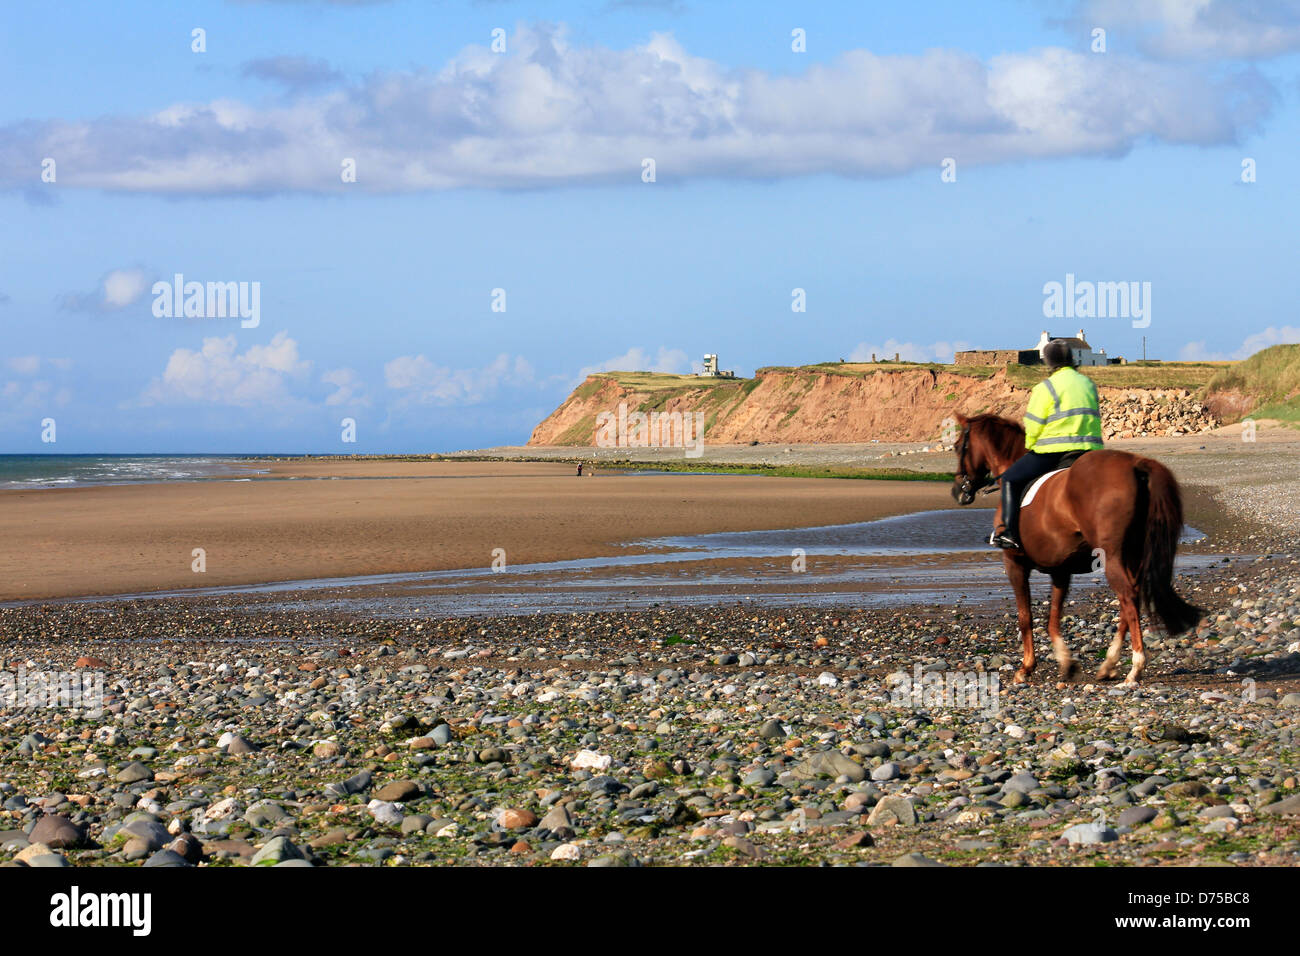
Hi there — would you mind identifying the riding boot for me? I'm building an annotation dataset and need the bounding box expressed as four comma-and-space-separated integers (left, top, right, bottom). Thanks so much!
991, 479, 1022, 550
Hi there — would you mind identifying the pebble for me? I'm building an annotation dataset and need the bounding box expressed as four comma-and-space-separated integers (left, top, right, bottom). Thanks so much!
1, 555, 1297, 869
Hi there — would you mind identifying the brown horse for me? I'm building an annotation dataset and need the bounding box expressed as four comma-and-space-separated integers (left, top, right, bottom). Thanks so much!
950, 413, 1201, 685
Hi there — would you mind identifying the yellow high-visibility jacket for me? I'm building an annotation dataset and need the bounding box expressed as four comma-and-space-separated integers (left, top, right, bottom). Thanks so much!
1023, 366, 1103, 452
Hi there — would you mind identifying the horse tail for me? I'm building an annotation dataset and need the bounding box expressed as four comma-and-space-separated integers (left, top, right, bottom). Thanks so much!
1132, 458, 1202, 635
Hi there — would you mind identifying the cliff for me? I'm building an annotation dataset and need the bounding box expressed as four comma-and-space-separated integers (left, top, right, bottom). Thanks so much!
528, 360, 1235, 447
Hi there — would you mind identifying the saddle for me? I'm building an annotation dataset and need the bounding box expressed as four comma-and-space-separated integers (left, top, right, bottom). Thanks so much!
980, 449, 1091, 500
1018, 450, 1090, 509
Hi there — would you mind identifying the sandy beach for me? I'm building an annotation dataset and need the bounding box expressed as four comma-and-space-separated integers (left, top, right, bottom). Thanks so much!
0, 459, 954, 601
5, 427, 1298, 603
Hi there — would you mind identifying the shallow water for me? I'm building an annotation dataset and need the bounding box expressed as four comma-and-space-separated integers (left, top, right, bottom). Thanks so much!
0, 454, 265, 489
13, 507, 1217, 618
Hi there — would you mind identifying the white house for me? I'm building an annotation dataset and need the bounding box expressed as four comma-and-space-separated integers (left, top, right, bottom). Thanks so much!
1035, 329, 1111, 367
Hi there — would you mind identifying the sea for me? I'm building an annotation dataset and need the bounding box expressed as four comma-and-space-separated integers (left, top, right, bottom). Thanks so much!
0, 455, 265, 489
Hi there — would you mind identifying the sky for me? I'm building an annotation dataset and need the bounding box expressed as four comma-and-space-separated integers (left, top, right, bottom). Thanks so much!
2, 0, 1298, 454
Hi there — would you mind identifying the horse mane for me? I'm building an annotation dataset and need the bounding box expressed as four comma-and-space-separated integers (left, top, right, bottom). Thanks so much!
966, 413, 1025, 462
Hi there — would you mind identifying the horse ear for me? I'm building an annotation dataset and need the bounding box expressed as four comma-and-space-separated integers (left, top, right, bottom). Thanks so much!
955, 412, 968, 425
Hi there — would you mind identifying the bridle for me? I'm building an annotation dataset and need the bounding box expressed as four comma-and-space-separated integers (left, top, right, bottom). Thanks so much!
952, 424, 997, 504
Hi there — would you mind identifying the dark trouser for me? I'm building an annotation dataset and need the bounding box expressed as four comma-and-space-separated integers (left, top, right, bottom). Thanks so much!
997, 451, 1065, 538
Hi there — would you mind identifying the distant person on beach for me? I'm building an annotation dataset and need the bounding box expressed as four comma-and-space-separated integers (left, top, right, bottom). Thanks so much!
576, 462, 583, 476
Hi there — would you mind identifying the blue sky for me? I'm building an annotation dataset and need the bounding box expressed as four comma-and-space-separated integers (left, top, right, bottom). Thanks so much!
2, 0, 1299, 453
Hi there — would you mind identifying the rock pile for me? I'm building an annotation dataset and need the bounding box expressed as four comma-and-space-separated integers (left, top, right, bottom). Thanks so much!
1101, 389, 1219, 440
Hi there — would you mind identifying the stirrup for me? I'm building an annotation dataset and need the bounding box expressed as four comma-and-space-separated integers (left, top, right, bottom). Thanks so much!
990, 531, 1021, 550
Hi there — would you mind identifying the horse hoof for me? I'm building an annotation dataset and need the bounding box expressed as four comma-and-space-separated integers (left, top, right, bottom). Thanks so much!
1095, 667, 1116, 682
1013, 670, 1029, 684
1059, 660, 1080, 682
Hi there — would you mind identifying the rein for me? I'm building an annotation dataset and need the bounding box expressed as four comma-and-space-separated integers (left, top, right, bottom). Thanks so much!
955, 426, 1002, 496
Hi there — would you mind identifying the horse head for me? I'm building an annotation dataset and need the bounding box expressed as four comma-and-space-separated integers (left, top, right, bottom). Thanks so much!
950, 413, 1020, 505
950, 413, 985, 505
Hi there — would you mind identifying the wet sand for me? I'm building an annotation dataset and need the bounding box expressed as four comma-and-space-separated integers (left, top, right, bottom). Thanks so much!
0, 460, 954, 601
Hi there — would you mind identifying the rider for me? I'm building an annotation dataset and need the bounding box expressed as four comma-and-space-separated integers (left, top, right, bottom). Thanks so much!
991, 338, 1103, 550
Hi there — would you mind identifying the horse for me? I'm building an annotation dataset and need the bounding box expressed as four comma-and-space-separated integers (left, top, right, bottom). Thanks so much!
949, 413, 1201, 686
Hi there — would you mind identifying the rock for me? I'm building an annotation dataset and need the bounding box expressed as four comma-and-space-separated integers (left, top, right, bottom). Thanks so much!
367, 801, 404, 826
893, 852, 944, 867
742, 768, 776, 787
245, 801, 291, 828
251, 836, 304, 866
143, 849, 192, 867
1164, 781, 1210, 798
758, 719, 785, 739
401, 814, 433, 835
118, 818, 170, 849
375, 780, 421, 802
1004, 772, 1039, 794
1061, 822, 1118, 844
220, 734, 257, 754
28, 815, 86, 849
15, 843, 58, 865
115, 761, 153, 784
430, 724, 454, 746
1260, 794, 1300, 816
844, 791, 873, 813
540, 804, 574, 832
168, 834, 204, 864
571, 750, 612, 771
793, 751, 866, 782
551, 843, 581, 861
871, 762, 900, 782
867, 796, 917, 826
722, 836, 764, 859
833, 831, 874, 850
1116, 806, 1157, 827
499, 808, 538, 829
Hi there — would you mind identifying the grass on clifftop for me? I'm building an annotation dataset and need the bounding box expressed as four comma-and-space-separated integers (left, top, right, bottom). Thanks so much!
758, 360, 1225, 390
593, 371, 747, 391
1207, 344, 1300, 420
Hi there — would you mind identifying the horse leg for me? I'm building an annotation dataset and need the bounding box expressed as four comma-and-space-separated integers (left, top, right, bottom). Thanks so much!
1118, 586, 1146, 687
1006, 557, 1035, 683
1097, 560, 1146, 685
1048, 572, 1078, 682
1096, 612, 1126, 681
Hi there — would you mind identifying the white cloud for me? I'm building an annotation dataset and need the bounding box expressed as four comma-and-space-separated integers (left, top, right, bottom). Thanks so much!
0, 24, 1275, 195
60, 267, 152, 312
848, 339, 972, 364
1071, 1, 1300, 60
6, 356, 40, 375
0, 355, 73, 418
322, 367, 369, 406
1178, 325, 1300, 361
142, 331, 311, 406
384, 352, 536, 406
577, 346, 691, 379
